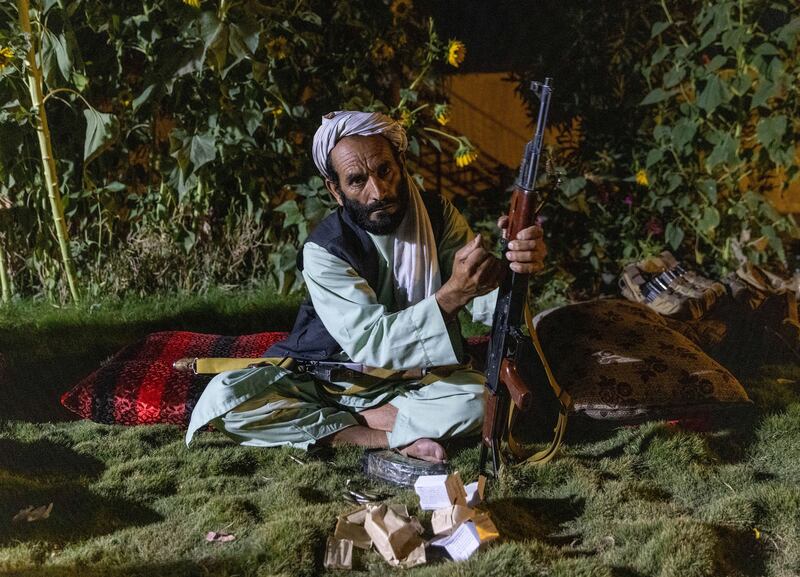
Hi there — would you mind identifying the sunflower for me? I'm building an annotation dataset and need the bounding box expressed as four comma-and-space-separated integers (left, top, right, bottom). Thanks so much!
635, 169, 649, 187
454, 142, 478, 168
447, 40, 466, 68
390, 0, 412, 19
267, 36, 289, 60
0, 47, 14, 71
371, 41, 395, 63
182, 0, 201, 8
433, 104, 451, 126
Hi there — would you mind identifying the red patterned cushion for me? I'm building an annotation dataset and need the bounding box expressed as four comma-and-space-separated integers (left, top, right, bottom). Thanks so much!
61, 331, 289, 427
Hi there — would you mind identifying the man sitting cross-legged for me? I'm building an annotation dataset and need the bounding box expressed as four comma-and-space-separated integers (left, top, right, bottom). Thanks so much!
186, 111, 546, 463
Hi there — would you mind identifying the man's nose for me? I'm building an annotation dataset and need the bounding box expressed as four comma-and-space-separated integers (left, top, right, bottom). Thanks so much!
366, 175, 392, 202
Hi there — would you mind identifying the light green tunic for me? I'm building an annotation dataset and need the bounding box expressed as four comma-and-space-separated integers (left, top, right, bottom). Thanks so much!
186, 199, 497, 449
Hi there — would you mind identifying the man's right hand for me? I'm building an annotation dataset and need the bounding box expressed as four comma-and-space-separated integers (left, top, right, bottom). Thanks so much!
435, 235, 504, 319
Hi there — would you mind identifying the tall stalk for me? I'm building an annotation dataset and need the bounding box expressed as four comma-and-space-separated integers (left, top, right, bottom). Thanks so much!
17, 0, 80, 303
0, 239, 10, 303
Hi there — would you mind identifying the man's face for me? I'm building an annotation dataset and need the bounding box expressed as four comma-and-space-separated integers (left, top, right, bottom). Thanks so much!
325, 134, 408, 235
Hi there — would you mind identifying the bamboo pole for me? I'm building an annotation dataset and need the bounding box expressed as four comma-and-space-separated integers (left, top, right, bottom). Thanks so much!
17, 0, 80, 303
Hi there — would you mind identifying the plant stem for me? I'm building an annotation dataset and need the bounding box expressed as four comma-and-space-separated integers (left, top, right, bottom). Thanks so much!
422, 126, 463, 146
0, 238, 11, 303
18, 0, 80, 303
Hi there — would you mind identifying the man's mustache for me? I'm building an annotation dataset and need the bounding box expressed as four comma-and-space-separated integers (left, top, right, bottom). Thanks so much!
366, 199, 398, 213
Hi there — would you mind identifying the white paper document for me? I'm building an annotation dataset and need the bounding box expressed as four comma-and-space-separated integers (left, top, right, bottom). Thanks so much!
430, 521, 481, 561
414, 472, 467, 510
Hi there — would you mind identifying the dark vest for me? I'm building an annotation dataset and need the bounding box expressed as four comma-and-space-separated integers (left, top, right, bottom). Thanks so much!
265, 193, 445, 360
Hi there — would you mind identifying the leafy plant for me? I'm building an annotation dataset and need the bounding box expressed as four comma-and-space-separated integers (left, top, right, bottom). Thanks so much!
637, 0, 798, 267
512, 0, 798, 299
0, 0, 472, 301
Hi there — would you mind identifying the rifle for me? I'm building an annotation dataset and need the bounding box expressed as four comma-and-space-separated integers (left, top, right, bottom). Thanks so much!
478, 77, 572, 481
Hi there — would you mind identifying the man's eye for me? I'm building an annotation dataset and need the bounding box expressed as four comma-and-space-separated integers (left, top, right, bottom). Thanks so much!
378, 164, 392, 178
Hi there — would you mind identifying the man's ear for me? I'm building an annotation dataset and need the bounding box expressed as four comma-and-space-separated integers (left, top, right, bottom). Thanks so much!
325, 179, 344, 206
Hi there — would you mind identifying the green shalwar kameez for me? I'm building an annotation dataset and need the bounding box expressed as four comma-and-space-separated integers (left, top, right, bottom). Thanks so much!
185, 199, 496, 449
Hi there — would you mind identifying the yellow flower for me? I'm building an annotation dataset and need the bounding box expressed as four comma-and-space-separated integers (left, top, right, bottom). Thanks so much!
454, 142, 478, 168
271, 107, 284, 118
433, 104, 451, 126
398, 109, 413, 128
390, 0, 412, 19
447, 40, 466, 68
182, 0, 201, 8
0, 47, 14, 71
371, 41, 395, 63
267, 36, 289, 60
635, 169, 649, 187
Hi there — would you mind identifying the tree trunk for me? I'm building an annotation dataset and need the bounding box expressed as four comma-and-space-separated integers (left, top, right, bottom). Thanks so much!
17, 0, 80, 303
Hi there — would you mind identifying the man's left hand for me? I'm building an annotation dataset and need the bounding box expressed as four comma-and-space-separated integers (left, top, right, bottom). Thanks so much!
497, 216, 547, 274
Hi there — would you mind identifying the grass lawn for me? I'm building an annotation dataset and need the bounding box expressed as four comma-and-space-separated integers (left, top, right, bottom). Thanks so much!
1, 289, 799, 577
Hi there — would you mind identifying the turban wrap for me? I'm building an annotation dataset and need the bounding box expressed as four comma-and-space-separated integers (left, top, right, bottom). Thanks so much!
309, 111, 443, 311
312, 111, 407, 180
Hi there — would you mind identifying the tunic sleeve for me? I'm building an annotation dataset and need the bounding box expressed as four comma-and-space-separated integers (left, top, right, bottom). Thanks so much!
302, 242, 460, 370
436, 197, 498, 326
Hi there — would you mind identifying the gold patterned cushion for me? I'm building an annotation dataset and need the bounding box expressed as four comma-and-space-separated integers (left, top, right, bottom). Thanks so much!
535, 299, 751, 421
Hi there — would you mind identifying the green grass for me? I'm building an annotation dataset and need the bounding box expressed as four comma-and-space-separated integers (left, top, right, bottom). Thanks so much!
1, 291, 799, 577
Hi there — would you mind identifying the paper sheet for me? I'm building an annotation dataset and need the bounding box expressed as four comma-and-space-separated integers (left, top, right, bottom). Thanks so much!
430, 521, 481, 561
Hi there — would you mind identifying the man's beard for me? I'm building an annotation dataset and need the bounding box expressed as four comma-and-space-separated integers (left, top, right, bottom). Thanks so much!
341, 176, 409, 235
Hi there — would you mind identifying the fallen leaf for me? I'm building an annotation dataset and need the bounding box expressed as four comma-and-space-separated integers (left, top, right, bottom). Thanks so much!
206, 531, 236, 543
12, 503, 53, 523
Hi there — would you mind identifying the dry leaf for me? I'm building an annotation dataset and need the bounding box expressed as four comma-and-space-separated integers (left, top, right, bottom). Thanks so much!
12, 503, 53, 523
205, 531, 236, 543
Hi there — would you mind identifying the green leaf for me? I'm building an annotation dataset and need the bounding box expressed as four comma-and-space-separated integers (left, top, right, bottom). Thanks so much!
665, 222, 685, 250
651, 45, 670, 65
697, 75, 727, 113
705, 55, 727, 71
777, 17, 800, 47
754, 43, 779, 56
189, 132, 217, 169
200, 13, 228, 72
698, 179, 717, 203
698, 206, 720, 232
663, 65, 685, 88
275, 200, 304, 227
40, 29, 65, 87
640, 88, 676, 106
721, 28, 748, 52
671, 118, 697, 151
756, 115, 787, 146
751, 79, 777, 109
646, 148, 663, 168
706, 132, 738, 169
757, 115, 788, 164
560, 176, 586, 198
651, 21, 670, 38
132, 84, 156, 112
399, 88, 418, 103
82, 108, 118, 162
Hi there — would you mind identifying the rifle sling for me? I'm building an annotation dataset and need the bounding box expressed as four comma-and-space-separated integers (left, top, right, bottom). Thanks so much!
505, 302, 572, 466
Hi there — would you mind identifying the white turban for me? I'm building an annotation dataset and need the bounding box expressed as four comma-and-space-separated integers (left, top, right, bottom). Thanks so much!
310, 110, 442, 313
312, 111, 408, 179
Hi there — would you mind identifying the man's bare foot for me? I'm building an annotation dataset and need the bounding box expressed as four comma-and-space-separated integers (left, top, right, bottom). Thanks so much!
399, 438, 447, 463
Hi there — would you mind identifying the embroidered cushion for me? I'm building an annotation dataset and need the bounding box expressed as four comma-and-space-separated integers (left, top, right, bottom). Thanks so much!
534, 299, 751, 421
